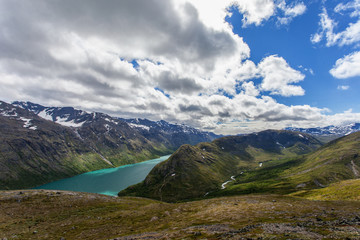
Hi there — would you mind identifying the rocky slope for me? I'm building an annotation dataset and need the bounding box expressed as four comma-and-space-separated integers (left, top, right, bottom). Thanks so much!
119, 130, 322, 202
0, 101, 218, 190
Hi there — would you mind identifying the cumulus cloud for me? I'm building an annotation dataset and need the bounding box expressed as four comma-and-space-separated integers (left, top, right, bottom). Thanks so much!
330, 51, 360, 79
258, 55, 305, 96
0, 0, 359, 135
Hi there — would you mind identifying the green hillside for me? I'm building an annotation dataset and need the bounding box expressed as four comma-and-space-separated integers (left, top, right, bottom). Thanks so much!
212, 131, 360, 198
119, 130, 323, 202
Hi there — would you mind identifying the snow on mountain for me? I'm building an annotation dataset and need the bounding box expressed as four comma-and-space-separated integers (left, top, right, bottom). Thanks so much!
11, 101, 219, 141
285, 123, 360, 136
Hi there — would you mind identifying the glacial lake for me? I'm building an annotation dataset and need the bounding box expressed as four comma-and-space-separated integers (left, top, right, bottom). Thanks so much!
34, 155, 170, 196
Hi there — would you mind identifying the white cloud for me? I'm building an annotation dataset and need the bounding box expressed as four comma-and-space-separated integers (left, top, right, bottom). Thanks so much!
312, 2, 360, 47
334, 0, 360, 17
258, 55, 305, 96
232, 0, 276, 27
330, 51, 360, 79
276, 0, 306, 25
241, 81, 260, 96
0, 0, 359, 135
337, 85, 350, 90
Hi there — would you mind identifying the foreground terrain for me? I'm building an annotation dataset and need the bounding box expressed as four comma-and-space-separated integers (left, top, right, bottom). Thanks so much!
1, 190, 360, 239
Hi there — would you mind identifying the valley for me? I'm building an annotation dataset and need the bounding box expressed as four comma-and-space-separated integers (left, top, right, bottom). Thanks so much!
0, 101, 217, 190
1, 101, 360, 239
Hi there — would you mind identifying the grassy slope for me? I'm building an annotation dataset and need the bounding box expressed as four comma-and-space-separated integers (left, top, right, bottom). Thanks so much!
119, 130, 323, 202
214, 131, 360, 197
290, 178, 360, 201
1, 190, 360, 239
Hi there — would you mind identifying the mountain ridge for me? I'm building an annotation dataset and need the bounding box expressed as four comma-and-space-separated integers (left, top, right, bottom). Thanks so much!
119, 130, 323, 202
0, 100, 218, 190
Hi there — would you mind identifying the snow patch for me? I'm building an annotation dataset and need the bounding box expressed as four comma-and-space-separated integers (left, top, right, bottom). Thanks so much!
276, 142, 285, 149
55, 116, 85, 128
104, 124, 111, 131
29, 126, 37, 130
38, 110, 53, 121
104, 118, 117, 124
298, 134, 304, 138
128, 123, 150, 131
0, 108, 17, 117
19, 117, 37, 130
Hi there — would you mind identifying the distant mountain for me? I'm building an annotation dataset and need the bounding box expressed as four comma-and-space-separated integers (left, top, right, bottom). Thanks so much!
12, 101, 219, 148
0, 101, 218, 190
285, 123, 360, 136
120, 118, 220, 147
119, 130, 322, 202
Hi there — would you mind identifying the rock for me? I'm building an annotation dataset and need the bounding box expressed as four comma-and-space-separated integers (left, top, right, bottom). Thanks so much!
150, 216, 159, 222
33, 230, 38, 234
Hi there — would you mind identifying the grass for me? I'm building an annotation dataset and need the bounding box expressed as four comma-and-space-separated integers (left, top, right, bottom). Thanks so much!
1, 190, 360, 239
290, 179, 360, 201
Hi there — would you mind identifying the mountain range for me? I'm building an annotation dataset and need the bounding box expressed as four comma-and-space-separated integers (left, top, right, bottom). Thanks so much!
0, 100, 218, 189
2, 100, 360, 239
120, 130, 360, 202
285, 123, 360, 137
119, 130, 323, 201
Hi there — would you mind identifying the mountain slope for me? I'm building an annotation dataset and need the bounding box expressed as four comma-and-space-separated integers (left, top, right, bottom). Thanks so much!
119, 130, 322, 202
213, 131, 360, 197
0, 101, 111, 189
13, 101, 218, 151
1, 101, 218, 190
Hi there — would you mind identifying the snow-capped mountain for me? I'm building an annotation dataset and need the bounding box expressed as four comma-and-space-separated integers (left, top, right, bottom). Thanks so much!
1, 100, 220, 190
121, 118, 219, 138
12, 101, 219, 140
285, 123, 360, 136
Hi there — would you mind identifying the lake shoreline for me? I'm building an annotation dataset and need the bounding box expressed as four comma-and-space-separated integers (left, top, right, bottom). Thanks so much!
34, 154, 171, 196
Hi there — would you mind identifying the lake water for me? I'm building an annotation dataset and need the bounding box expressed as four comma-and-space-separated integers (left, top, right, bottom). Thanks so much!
34, 155, 170, 196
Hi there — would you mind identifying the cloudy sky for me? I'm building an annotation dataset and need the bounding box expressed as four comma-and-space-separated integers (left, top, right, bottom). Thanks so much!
1, 0, 360, 134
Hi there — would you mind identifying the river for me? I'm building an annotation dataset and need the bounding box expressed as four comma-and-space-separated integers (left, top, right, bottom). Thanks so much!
34, 155, 171, 196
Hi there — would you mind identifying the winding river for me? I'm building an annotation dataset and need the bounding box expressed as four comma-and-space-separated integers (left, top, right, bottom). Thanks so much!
34, 155, 170, 196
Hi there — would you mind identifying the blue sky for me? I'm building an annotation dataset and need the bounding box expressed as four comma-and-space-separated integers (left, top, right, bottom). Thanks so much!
227, 0, 360, 114
0, 0, 360, 134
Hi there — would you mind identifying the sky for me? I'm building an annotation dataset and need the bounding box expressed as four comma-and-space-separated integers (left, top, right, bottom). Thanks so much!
0, 0, 360, 135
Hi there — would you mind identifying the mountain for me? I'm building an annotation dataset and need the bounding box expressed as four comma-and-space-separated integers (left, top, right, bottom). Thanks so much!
12, 101, 219, 149
0, 101, 218, 189
119, 130, 322, 202
285, 123, 360, 139
209, 131, 360, 198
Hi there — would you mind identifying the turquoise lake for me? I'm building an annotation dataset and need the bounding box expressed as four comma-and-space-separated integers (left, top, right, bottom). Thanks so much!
34, 155, 170, 196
